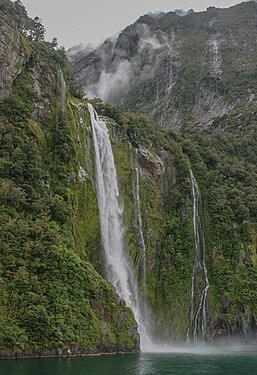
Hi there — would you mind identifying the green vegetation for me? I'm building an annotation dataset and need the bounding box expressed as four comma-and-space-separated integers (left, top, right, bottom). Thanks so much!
0, 0, 139, 355
77, 1, 257, 339
180, 116, 257, 323
95, 99, 257, 339
93, 104, 195, 339
1, 0, 257, 354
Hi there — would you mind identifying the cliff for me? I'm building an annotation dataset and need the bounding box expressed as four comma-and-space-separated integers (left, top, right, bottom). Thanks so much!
0, 0, 139, 356
89, 101, 257, 342
1, 0, 257, 357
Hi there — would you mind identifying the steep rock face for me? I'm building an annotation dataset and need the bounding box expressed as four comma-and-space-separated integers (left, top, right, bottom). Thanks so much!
210, 297, 257, 340
1, 0, 257, 352
0, 14, 30, 99
91, 106, 195, 340
71, 1, 257, 341
72, 1, 257, 129
0, 1, 139, 356
87, 100, 257, 342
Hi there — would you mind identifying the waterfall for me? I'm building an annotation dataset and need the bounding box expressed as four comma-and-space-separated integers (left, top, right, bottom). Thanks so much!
58, 68, 66, 113
134, 149, 146, 285
187, 170, 210, 343
88, 103, 152, 351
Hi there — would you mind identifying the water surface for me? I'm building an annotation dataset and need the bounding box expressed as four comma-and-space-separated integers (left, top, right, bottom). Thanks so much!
1, 345, 257, 375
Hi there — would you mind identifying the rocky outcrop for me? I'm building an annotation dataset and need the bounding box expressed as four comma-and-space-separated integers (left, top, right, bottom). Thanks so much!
0, 22, 30, 100
210, 297, 257, 341
0, 346, 138, 360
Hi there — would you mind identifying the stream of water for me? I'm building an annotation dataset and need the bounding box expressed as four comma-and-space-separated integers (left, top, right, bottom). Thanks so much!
187, 170, 210, 343
88, 104, 152, 351
134, 149, 146, 285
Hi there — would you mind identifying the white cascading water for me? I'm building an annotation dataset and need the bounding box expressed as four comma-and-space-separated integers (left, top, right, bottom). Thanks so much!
58, 68, 66, 113
134, 149, 146, 285
88, 103, 152, 351
187, 170, 210, 343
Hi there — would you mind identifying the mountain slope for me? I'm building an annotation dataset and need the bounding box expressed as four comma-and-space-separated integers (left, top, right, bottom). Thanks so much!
72, 1, 257, 129
0, 0, 139, 356
71, 1, 257, 342
90, 100, 257, 342
1, 0, 257, 356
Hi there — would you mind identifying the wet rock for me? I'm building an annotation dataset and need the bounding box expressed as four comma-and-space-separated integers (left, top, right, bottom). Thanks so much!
237, 301, 245, 313
220, 295, 231, 314
90, 298, 104, 315
78, 165, 88, 181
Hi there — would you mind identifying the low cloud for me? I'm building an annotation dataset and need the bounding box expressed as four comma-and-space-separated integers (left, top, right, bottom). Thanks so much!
84, 23, 169, 102
86, 60, 133, 101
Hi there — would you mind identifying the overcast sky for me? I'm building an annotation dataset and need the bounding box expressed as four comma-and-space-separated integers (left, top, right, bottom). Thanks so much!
21, 0, 245, 49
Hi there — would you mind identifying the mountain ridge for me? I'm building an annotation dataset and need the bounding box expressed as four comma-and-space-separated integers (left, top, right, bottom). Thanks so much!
72, 1, 257, 130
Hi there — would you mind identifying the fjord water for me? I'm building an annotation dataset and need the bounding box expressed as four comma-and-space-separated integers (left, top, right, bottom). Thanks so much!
2, 346, 257, 375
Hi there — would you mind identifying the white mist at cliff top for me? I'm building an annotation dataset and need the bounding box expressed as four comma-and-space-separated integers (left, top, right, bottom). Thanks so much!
88, 103, 153, 351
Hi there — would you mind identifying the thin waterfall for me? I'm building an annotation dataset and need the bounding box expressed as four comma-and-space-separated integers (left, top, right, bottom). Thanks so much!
78, 103, 92, 176
134, 149, 146, 285
88, 103, 152, 351
58, 67, 66, 113
187, 170, 210, 343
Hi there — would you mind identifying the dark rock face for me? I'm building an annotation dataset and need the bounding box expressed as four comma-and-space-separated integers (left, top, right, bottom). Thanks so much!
220, 296, 231, 313
0, 345, 138, 360
209, 297, 257, 341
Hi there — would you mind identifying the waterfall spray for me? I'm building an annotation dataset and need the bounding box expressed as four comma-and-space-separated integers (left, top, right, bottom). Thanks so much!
88, 103, 152, 351
187, 170, 210, 343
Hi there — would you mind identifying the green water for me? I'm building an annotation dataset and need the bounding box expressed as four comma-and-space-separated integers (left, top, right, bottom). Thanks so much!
1, 346, 257, 375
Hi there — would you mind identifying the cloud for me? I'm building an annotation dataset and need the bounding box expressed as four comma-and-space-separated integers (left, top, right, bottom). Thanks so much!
86, 60, 133, 101
84, 23, 169, 102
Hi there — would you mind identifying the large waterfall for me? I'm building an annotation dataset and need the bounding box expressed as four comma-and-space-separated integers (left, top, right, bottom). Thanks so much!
88, 103, 152, 351
187, 170, 210, 343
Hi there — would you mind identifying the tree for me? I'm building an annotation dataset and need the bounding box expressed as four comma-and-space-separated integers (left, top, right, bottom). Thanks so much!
33, 17, 46, 41
51, 37, 58, 48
